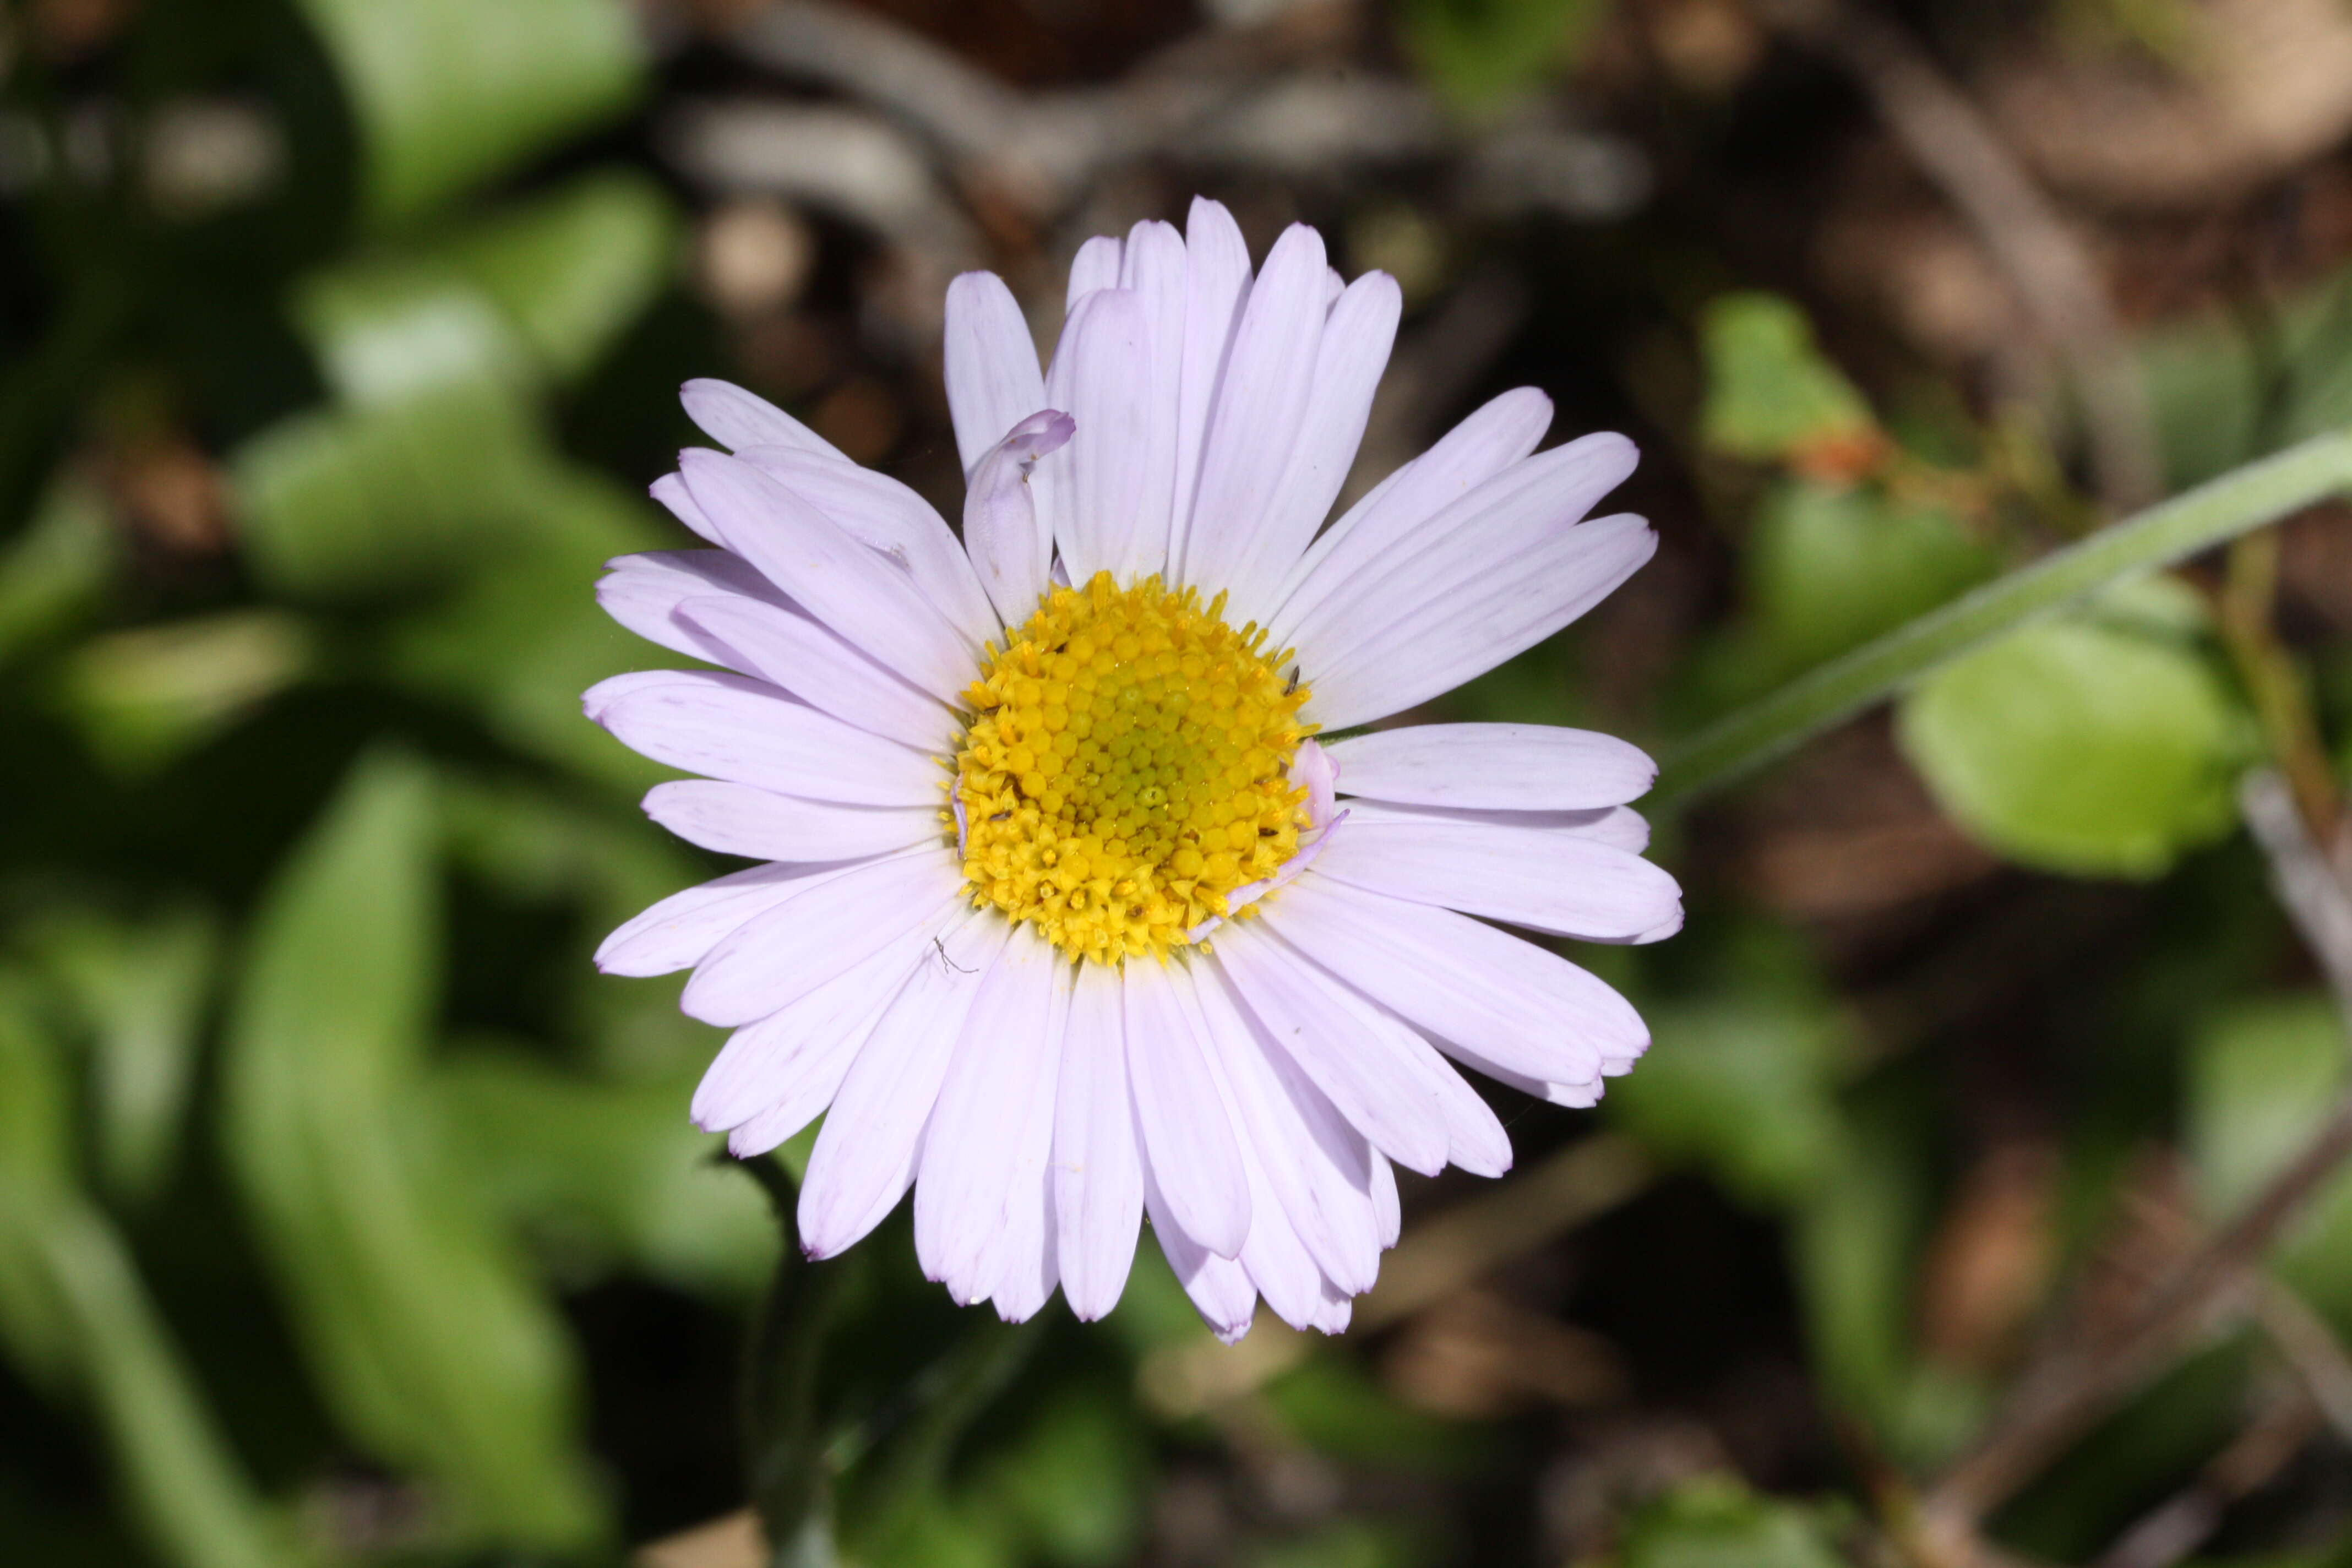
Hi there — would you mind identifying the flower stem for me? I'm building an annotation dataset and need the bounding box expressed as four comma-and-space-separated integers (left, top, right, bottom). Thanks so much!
733, 1155, 846, 1568
1654, 429, 2352, 810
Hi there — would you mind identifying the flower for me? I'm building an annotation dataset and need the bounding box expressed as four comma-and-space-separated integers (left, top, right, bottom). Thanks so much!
587, 199, 1680, 1340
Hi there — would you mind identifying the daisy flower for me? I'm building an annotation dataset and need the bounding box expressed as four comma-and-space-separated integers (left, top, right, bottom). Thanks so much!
587, 198, 1680, 1341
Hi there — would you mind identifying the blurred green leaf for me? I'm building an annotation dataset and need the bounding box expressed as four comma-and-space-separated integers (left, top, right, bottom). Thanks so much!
2186, 995, 2352, 1322
1399, 0, 1606, 114
1608, 995, 1849, 1207
293, 0, 645, 226
1738, 481, 1998, 680
0, 976, 296, 1568
1617, 1475, 1849, 1568
1896, 581, 2253, 879
433, 1047, 774, 1298
1700, 293, 1878, 464
972, 1386, 1149, 1568
57, 612, 315, 777
1263, 1355, 1489, 1472
2142, 262, 2352, 491
220, 750, 603, 1548
1254, 1521, 1428, 1568
0, 479, 113, 669
232, 377, 549, 596
26, 905, 219, 1204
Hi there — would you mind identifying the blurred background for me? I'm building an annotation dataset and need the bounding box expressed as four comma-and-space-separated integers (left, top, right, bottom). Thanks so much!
9, 0, 2352, 1564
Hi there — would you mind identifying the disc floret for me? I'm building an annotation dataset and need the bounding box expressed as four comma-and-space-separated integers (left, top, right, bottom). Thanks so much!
953, 571, 1314, 963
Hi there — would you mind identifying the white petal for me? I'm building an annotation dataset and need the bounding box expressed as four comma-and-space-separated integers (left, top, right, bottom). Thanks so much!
1369, 1150, 1400, 1248
1311, 806, 1684, 943
734, 444, 998, 656
1046, 289, 1153, 586
1172, 197, 1252, 570
1144, 1161, 1258, 1343
1124, 961, 1249, 1260
1190, 961, 1383, 1296
1119, 220, 1188, 580
1273, 388, 1555, 630
1205, 925, 1449, 1177
916, 927, 1070, 1303
1340, 797, 1652, 853
1179, 224, 1327, 598
597, 548, 787, 669
1325, 723, 1656, 811
674, 595, 958, 752
984, 1153, 1060, 1324
1054, 963, 1144, 1321
694, 908, 959, 1136
1287, 431, 1637, 664
1378, 1010, 1512, 1178
678, 450, 974, 704
651, 471, 725, 543
595, 862, 829, 977
1424, 1032, 1602, 1111
1216, 271, 1402, 630
643, 781, 940, 863
1303, 513, 1657, 732
944, 271, 1048, 478
680, 846, 961, 1026
1258, 874, 1645, 1091
1066, 234, 1123, 311
586, 671, 945, 806
797, 916, 1014, 1258
963, 410, 1074, 629
682, 378, 845, 460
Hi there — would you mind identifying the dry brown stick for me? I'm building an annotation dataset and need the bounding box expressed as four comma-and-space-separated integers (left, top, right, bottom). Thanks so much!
1750, 0, 2162, 513
2089, 1390, 2322, 1568
2242, 771, 2352, 1019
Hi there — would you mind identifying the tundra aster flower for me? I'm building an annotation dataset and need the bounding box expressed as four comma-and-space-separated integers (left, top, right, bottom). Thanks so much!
588, 199, 1679, 1340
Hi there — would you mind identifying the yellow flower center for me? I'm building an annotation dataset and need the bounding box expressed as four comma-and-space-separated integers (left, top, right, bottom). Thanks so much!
952, 571, 1314, 965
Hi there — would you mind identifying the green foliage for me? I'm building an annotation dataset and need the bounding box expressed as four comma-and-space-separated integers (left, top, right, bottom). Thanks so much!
0, 481, 112, 669
1699, 293, 1877, 464
1615, 1475, 1850, 1568
1398, 0, 1608, 115
1896, 580, 2253, 879
57, 612, 315, 776
2141, 263, 2352, 491
293, 0, 646, 225
220, 752, 603, 1547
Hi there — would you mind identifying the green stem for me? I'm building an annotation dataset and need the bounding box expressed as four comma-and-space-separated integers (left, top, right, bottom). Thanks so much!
733, 1156, 846, 1568
852, 1316, 1045, 1556
1654, 428, 2352, 809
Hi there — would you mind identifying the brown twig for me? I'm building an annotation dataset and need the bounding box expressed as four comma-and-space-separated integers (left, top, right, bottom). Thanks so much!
2089, 1389, 2321, 1568
1749, 0, 2162, 513
2223, 538, 2344, 849
2242, 770, 2352, 1016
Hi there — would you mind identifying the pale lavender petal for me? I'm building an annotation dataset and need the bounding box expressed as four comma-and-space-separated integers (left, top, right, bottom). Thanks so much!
945, 270, 1048, 477
1066, 234, 1123, 311
1124, 960, 1249, 1260
1324, 723, 1656, 811
1144, 1162, 1257, 1344
1190, 960, 1382, 1297
1206, 925, 1449, 1177
1055, 962, 1144, 1321
1179, 224, 1326, 597
985, 1153, 1059, 1324
694, 906, 965, 1136
1217, 271, 1402, 630
1339, 797, 1652, 854
1285, 432, 1637, 668
1311, 807, 1684, 943
1259, 874, 1646, 1088
1119, 219, 1187, 580
643, 780, 940, 863
1271, 388, 1556, 638
1304, 513, 1657, 731
587, 671, 945, 806
1370, 1150, 1400, 1248
1426, 1032, 1603, 1110
680, 846, 961, 1026
682, 378, 845, 460
1047, 289, 1152, 586
595, 862, 831, 978
1172, 197, 1252, 569
1379, 1011, 1512, 1178
916, 927, 1069, 1303
651, 470, 725, 543
1311, 1285, 1353, 1335
797, 916, 1014, 1257
678, 449, 973, 703
734, 444, 998, 655
597, 548, 787, 669
965, 410, 1073, 628
1322, 266, 1344, 309
674, 594, 957, 752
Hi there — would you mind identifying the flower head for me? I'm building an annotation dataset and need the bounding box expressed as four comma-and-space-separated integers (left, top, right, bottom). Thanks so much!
588, 199, 1680, 1339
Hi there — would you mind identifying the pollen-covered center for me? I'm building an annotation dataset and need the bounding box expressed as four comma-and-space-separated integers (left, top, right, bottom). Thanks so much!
953, 571, 1314, 964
